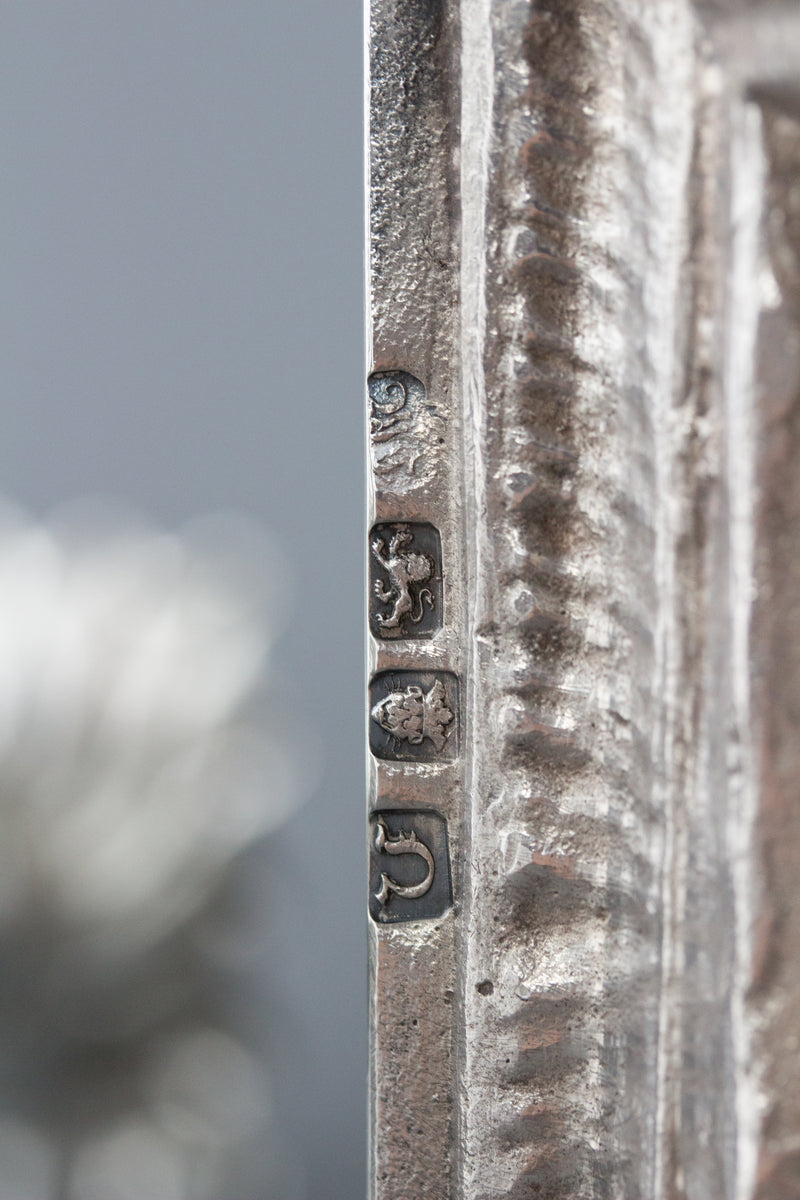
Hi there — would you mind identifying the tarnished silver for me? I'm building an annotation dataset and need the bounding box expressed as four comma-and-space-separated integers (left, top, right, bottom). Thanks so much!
368, 1, 800, 1197
373, 819, 435, 908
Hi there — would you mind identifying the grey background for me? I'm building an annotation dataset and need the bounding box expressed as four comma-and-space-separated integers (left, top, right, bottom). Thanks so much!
0, 5, 365, 1198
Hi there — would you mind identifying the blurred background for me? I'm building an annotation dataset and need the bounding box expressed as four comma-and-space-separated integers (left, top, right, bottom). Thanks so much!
0, 4, 364, 1199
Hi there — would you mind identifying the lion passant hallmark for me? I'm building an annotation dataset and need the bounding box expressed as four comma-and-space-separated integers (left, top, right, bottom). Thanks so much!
369, 522, 442, 639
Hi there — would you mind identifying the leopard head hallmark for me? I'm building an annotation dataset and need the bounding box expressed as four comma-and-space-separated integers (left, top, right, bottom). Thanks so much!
369, 374, 411, 443
369, 672, 458, 761
371, 681, 452, 751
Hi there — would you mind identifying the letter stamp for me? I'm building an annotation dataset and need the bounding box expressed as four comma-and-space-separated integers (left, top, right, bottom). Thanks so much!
369, 809, 452, 923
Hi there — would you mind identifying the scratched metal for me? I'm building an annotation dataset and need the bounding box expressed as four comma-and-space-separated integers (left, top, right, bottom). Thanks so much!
367, 1, 800, 1197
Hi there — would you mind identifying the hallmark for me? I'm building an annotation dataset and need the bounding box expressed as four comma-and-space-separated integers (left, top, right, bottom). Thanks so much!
369, 810, 452, 923
370, 523, 442, 639
367, 370, 443, 489
369, 372, 415, 443
373, 817, 435, 906
369, 671, 458, 761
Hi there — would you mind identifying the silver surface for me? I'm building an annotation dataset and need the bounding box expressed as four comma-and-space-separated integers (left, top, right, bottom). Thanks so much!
368, 1, 800, 1197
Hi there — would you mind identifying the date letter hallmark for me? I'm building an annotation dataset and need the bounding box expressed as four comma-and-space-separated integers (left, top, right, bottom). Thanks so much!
373, 818, 434, 907
369, 523, 442, 640
369, 672, 458, 761
369, 811, 452, 923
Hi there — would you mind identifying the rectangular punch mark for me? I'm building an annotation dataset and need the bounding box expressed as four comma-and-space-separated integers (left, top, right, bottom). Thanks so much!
369, 809, 452, 924
369, 670, 459, 762
369, 522, 443, 640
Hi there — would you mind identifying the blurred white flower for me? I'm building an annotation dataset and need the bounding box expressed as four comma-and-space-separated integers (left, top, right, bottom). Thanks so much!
0, 498, 307, 1200
0, 499, 298, 954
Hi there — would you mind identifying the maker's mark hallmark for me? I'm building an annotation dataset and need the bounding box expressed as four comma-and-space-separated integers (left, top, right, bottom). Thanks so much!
373, 817, 435, 907
369, 674, 456, 760
368, 370, 443, 489
369, 373, 412, 443
369, 523, 442, 639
